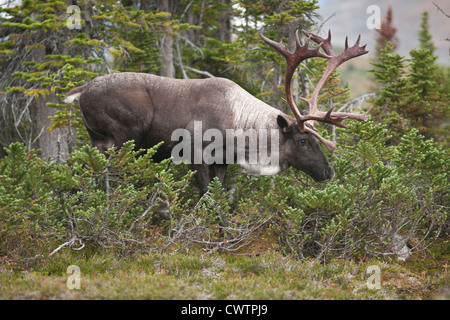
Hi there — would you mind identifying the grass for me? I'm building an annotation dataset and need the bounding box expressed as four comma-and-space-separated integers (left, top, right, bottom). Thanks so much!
1, 244, 448, 300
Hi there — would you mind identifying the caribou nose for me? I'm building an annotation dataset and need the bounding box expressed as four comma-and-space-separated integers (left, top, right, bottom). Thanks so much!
324, 167, 335, 181
312, 167, 335, 183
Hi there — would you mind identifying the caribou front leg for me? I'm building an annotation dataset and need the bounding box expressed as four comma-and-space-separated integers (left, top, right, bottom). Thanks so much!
191, 163, 211, 196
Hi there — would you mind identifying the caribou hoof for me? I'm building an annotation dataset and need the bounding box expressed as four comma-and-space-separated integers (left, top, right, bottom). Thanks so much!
157, 200, 171, 220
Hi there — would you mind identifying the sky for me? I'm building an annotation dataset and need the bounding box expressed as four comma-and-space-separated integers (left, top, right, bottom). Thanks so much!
314, 0, 449, 65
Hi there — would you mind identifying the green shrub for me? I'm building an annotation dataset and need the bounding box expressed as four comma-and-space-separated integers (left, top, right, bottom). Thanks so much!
0, 120, 447, 263
270, 120, 448, 261
0, 141, 195, 260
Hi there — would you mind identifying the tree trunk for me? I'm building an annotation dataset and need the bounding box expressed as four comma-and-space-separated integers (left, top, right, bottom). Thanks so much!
218, 0, 231, 42
35, 95, 69, 161
158, 0, 174, 78
33, 46, 69, 161
186, 10, 198, 43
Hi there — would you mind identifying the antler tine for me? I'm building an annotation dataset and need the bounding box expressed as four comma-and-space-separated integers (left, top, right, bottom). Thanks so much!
302, 29, 334, 56
305, 126, 336, 152
338, 34, 368, 64
260, 31, 332, 130
260, 34, 291, 60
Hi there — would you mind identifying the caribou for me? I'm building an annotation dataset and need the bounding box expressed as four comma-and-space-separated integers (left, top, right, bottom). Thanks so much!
64, 29, 370, 195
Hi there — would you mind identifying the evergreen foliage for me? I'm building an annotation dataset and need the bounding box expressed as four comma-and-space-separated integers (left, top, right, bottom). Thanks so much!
0, 1, 448, 268
368, 42, 408, 141
402, 11, 447, 141
0, 120, 447, 261
369, 10, 449, 144
374, 5, 399, 54
418, 10, 435, 52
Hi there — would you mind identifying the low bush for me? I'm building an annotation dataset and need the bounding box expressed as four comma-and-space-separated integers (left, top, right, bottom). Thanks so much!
0, 121, 448, 264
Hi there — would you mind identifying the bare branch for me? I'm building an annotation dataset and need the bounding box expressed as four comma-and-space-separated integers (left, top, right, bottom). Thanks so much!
433, 2, 450, 18
49, 236, 85, 256
175, 37, 189, 79
181, 65, 215, 78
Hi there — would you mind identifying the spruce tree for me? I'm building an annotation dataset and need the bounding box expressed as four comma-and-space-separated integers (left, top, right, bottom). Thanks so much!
405, 48, 443, 138
418, 10, 435, 52
404, 11, 445, 140
0, 0, 75, 159
368, 43, 406, 119
374, 6, 399, 55
0, 0, 181, 156
230, 0, 321, 112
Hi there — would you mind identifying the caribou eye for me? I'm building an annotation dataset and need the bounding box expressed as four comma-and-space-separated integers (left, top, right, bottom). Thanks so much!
300, 139, 306, 145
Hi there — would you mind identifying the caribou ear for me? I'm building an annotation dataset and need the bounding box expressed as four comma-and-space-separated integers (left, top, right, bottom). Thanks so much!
277, 115, 293, 133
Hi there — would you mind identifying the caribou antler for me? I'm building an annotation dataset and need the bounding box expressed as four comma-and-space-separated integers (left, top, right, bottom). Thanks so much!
261, 29, 371, 152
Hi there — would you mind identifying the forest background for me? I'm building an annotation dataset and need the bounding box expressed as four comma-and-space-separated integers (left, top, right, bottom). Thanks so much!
0, 0, 448, 300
